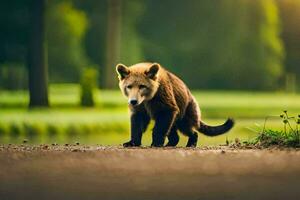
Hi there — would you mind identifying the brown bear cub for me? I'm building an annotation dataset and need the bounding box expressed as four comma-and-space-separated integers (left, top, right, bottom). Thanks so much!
116, 62, 234, 147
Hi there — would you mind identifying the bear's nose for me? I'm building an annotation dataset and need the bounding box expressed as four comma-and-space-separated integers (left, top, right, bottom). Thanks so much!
129, 99, 138, 106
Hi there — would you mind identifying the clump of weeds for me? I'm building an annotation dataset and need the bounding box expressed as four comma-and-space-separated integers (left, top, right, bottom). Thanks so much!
247, 111, 300, 148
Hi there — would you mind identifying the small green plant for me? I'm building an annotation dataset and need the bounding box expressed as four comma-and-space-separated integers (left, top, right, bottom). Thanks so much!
253, 111, 300, 147
80, 68, 98, 107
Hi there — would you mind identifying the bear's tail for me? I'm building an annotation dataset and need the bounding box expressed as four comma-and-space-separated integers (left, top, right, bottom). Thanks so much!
198, 118, 234, 136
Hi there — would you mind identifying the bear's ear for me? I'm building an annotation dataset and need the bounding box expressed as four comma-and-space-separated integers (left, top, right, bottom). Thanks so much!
116, 64, 130, 79
145, 63, 160, 80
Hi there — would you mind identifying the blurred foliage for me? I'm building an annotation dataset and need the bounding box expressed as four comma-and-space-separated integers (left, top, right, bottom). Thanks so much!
74, 0, 145, 86
0, 1, 30, 63
120, 0, 145, 65
0, 63, 28, 90
138, 0, 284, 90
277, 0, 300, 86
80, 68, 98, 107
0, 0, 300, 91
73, 0, 107, 75
47, 0, 89, 82
0, 0, 89, 85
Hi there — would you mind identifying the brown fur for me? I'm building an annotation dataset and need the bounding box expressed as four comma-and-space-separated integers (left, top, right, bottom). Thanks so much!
116, 62, 234, 147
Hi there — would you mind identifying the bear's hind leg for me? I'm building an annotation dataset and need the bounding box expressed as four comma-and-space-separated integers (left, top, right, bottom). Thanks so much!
186, 131, 198, 147
166, 126, 179, 147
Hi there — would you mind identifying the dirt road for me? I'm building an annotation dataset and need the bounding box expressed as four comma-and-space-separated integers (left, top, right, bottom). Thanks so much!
0, 145, 300, 200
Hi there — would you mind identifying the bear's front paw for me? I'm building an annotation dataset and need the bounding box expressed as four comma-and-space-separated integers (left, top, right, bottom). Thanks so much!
123, 141, 140, 147
151, 142, 164, 148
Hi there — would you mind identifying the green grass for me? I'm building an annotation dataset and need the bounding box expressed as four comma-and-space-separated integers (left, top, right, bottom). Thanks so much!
0, 84, 299, 146
247, 111, 300, 147
1, 84, 300, 117
251, 129, 300, 147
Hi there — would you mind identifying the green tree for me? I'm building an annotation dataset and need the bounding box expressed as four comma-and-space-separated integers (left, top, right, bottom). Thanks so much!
47, 0, 88, 83
0, 1, 30, 90
229, 0, 284, 90
74, 0, 145, 88
104, 0, 122, 89
74, 0, 107, 87
138, 0, 284, 90
0, 1, 29, 64
120, 0, 145, 65
80, 68, 98, 107
277, 0, 300, 87
28, 0, 49, 107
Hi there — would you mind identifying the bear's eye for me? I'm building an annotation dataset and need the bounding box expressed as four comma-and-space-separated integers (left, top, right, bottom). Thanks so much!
126, 85, 133, 89
139, 85, 147, 89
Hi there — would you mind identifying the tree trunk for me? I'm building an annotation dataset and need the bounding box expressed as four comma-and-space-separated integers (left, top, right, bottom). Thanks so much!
104, 0, 122, 89
28, 0, 49, 107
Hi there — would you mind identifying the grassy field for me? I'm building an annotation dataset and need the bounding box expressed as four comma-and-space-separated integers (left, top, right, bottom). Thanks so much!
0, 84, 299, 146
